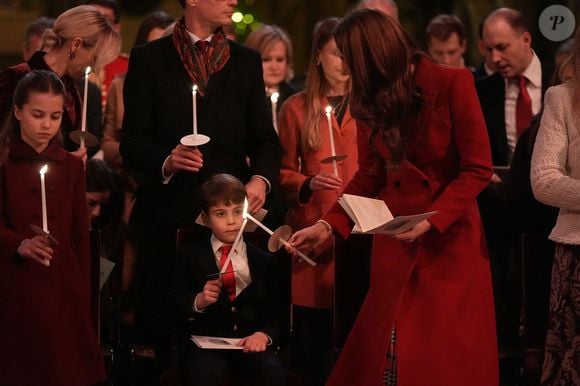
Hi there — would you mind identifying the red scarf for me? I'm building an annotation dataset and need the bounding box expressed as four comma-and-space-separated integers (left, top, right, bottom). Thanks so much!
172, 18, 230, 95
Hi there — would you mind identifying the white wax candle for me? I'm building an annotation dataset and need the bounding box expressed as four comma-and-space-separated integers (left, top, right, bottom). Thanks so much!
325, 105, 338, 176
270, 92, 279, 134
80, 67, 91, 148
39, 164, 48, 233
192, 84, 198, 136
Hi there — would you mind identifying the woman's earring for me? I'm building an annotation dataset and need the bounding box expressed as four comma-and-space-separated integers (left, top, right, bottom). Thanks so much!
68, 51, 76, 60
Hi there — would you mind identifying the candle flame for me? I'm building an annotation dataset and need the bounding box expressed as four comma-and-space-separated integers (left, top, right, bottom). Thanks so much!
270, 92, 279, 103
325, 105, 333, 115
242, 197, 249, 219
85, 66, 91, 75
192, 84, 198, 93
39, 164, 48, 175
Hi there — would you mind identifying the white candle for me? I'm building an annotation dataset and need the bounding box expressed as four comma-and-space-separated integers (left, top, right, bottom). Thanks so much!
39, 164, 48, 233
192, 84, 198, 136
245, 212, 317, 266
221, 198, 249, 273
80, 66, 91, 148
325, 105, 338, 176
270, 92, 279, 134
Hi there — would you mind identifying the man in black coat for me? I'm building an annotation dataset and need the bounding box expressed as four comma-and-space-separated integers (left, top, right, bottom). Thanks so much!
120, 0, 281, 365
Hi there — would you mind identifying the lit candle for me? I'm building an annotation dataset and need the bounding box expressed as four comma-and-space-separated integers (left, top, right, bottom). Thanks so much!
325, 105, 338, 176
245, 212, 317, 266
192, 84, 198, 136
80, 66, 91, 148
39, 164, 48, 233
270, 91, 279, 134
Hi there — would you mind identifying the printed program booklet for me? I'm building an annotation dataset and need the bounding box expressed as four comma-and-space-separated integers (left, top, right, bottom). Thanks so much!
190, 335, 243, 350
338, 193, 437, 235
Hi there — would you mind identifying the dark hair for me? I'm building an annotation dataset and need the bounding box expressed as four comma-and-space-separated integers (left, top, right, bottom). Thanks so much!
86, 158, 115, 192
199, 174, 246, 212
133, 11, 175, 47
83, 0, 121, 23
0, 70, 65, 164
24, 17, 55, 49
335, 8, 421, 164
426, 14, 465, 43
485, 7, 529, 35
178, 0, 185, 8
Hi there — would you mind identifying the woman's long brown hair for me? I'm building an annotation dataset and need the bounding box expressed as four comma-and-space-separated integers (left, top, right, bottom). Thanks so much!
335, 9, 422, 164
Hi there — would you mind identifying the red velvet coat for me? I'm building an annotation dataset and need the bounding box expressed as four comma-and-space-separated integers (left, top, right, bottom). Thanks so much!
0, 138, 105, 386
323, 58, 498, 386
279, 92, 358, 308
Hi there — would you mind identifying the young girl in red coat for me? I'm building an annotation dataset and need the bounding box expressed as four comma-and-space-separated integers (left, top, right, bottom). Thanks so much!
0, 70, 105, 386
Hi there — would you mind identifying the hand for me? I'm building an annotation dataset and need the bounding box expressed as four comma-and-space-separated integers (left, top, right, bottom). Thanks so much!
194, 279, 222, 310
246, 177, 267, 213
287, 222, 332, 257
164, 145, 203, 175
70, 147, 87, 164
17, 236, 54, 265
237, 332, 269, 353
392, 220, 432, 243
309, 172, 342, 191
489, 173, 502, 184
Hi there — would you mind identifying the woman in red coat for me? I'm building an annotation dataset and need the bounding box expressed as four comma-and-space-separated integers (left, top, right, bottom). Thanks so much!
0, 71, 105, 386
289, 10, 498, 386
278, 17, 358, 386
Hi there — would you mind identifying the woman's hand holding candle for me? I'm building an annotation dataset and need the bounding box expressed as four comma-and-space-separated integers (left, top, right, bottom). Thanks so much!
309, 172, 343, 191
17, 235, 54, 266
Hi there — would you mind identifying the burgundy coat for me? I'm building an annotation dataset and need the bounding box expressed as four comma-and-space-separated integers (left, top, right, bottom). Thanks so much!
0, 138, 104, 386
323, 58, 498, 386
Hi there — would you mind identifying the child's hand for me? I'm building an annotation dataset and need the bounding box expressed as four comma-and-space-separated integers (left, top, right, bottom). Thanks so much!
195, 279, 222, 310
237, 332, 269, 353
70, 147, 88, 163
17, 236, 53, 266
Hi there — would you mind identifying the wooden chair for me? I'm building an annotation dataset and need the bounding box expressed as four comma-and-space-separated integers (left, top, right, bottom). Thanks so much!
332, 234, 373, 350
521, 233, 554, 385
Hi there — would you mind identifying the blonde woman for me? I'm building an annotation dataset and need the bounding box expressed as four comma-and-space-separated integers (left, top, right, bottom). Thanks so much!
531, 29, 580, 386
0, 5, 121, 158
278, 17, 357, 386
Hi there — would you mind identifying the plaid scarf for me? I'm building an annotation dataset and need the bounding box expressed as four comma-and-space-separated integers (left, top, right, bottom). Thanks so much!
172, 18, 230, 96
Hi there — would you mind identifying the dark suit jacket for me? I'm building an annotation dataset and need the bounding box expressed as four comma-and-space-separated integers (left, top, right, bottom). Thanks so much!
170, 235, 281, 347
475, 62, 552, 166
120, 36, 281, 231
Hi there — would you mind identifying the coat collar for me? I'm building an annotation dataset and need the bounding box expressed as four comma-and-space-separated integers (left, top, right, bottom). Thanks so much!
9, 135, 67, 163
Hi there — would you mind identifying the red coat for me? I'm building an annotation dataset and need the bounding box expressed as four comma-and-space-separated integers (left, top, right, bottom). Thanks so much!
0, 138, 105, 386
324, 58, 498, 386
279, 92, 358, 308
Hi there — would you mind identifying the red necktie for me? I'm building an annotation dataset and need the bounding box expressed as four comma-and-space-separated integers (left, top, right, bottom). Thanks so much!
195, 40, 209, 60
219, 245, 236, 301
516, 76, 533, 137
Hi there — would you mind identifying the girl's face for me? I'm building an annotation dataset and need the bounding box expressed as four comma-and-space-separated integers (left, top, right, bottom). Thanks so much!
318, 38, 350, 88
14, 91, 63, 153
262, 40, 289, 88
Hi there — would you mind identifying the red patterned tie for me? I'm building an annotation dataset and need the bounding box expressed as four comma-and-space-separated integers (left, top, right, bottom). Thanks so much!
195, 40, 209, 61
219, 245, 236, 301
516, 76, 533, 137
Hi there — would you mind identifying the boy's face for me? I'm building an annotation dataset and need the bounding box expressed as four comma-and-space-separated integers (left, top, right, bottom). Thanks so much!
202, 202, 244, 244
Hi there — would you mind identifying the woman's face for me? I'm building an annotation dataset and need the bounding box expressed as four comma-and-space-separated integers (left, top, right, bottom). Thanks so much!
67, 42, 98, 79
318, 38, 350, 88
14, 91, 63, 153
86, 190, 111, 222
262, 40, 289, 88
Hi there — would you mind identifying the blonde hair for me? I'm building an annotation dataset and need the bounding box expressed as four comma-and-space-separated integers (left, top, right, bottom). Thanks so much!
245, 24, 294, 81
42, 5, 121, 72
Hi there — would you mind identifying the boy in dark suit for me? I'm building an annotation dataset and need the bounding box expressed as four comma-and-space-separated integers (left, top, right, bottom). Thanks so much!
170, 174, 286, 386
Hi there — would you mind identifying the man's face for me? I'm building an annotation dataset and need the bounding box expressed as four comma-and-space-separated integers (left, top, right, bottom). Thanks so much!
193, 0, 238, 29
428, 32, 466, 68
483, 18, 532, 79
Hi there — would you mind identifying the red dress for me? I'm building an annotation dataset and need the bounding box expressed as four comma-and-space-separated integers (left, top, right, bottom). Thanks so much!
323, 58, 498, 386
0, 138, 105, 386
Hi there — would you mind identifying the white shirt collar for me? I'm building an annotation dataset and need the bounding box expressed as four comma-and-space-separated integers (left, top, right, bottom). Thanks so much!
186, 30, 213, 44
522, 51, 542, 88
210, 234, 243, 256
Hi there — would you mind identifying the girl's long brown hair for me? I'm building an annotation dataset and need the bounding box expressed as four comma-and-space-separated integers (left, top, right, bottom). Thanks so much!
335, 9, 422, 164
302, 17, 342, 152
